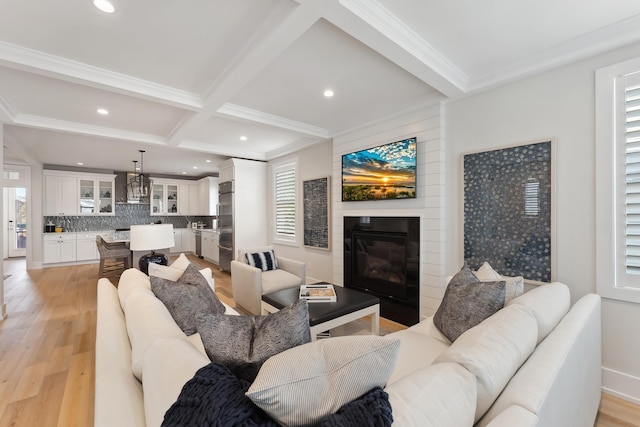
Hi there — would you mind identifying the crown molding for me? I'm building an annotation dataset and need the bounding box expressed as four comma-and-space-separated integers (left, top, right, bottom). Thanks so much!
0, 41, 203, 110
339, 0, 469, 93
217, 103, 330, 138
468, 13, 640, 93
13, 113, 166, 145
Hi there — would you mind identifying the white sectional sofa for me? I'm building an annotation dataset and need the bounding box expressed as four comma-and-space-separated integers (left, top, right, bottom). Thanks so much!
95, 266, 601, 427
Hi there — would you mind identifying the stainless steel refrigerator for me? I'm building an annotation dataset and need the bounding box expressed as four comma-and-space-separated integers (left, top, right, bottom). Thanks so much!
218, 180, 233, 272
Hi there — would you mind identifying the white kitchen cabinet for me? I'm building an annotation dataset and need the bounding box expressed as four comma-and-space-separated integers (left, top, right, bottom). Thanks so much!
181, 229, 195, 253
44, 174, 77, 216
171, 229, 183, 253
44, 171, 115, 216
151, 179, 199, 215
79, 178, 115, 215
201, 231, 218, 264
43, 233, 77, 264
218, 165, 233, 183
197, 177, 219, 215
76, 232, 99, 261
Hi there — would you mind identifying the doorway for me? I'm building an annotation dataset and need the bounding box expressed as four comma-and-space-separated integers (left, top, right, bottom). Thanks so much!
3, 165, 30, 261
4, 187, 27, 258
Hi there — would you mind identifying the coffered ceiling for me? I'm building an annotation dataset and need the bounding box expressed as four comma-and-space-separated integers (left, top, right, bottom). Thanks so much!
2, 0, 640, 176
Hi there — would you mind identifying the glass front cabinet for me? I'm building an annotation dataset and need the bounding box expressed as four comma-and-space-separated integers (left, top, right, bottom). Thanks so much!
79, 177, 115, 215
151, 180, 190, 215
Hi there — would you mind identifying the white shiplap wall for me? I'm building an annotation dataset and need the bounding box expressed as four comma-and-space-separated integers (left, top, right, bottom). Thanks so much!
332, 103, 446, 319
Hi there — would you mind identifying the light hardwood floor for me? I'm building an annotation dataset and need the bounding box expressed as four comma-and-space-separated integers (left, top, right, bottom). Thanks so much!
0, 256, 637, 426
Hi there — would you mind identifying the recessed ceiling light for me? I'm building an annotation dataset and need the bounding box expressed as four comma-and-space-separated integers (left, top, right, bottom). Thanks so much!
182, 171, 187, 175
77, 162, 84, 166
93, 0, 115, 13
240, 136, 248, 141
205, 159, 211, 163
97, 108, 109, 115
193, 166, 198, 169
324, 89, 334, 98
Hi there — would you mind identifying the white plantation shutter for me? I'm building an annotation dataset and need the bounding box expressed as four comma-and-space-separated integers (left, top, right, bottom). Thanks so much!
274, 163, 297, 242
595, 58, 640, 302
624, 72, 640, 279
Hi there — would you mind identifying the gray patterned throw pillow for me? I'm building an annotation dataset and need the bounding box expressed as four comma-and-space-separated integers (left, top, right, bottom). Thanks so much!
196, 299, 311, 382
433, 266, 505, 342
150, 263, 226, 335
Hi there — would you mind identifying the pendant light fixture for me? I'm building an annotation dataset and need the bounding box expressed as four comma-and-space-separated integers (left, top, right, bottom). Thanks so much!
127, 150, 153, 203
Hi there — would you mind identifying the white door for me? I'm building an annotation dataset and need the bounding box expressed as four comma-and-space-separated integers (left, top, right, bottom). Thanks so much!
4, 187, 27, 258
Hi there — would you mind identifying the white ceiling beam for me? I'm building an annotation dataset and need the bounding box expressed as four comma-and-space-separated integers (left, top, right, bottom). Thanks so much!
167, 3, 322, 147
12, 114, 167, 146
0, 41, 203, 110
179, 139, 267, 161
313, 0, 467, 98
217, 104, 330, 139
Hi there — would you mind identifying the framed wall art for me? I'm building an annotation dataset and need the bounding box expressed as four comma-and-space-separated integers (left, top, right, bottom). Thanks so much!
303, 176, 330, 250
463, 139, 555, 284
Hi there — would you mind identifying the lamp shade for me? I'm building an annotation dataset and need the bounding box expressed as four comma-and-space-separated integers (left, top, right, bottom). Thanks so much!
129, 224, 175, 251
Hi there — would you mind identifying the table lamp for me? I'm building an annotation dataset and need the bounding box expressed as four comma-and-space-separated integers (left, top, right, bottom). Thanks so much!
129, 224, 175, 274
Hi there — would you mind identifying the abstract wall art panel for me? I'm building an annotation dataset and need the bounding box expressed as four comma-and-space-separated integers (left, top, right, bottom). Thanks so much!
303, 176, 330, 250
463, 140, 554, 283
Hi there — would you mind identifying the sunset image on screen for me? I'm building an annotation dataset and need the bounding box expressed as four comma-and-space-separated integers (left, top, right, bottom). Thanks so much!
342, 138, 417, 201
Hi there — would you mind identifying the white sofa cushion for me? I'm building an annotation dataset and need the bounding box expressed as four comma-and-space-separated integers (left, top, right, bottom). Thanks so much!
246, 336, 400, 426
123, 290, 190, 381
117, 267, 154, 310
479, 294, 601, 427
141, 338, 211, 427
385, 329, 451, 385
434, 304, 538, 422
386, 362, 477, 427
95, 279, 146, 427
261, 268, 303, 294
507, 282, 570, 344
405, 316, 451, 345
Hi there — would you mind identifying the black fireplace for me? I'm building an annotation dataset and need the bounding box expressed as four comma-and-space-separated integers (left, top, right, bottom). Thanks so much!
344, 216, 420, 326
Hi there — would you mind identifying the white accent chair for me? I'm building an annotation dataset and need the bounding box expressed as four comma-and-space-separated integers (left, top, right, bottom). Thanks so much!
231, 246, 306, 315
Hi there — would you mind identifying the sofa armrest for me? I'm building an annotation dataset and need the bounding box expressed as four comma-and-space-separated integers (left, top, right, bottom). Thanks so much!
231, 260, 263, 314
485, 406, 538, 427
277, 256, 306, 286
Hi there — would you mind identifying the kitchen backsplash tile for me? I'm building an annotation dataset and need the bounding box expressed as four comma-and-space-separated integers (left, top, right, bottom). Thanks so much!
44, 203, 213, 232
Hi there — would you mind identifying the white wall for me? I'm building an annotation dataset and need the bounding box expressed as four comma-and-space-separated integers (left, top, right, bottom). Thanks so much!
268, 141, 334, 283
445, 41, 640, 403
332, 105, 446, 318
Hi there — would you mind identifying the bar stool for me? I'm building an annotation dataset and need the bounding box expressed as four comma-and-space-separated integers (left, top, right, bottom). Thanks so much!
96, 235, 132, 280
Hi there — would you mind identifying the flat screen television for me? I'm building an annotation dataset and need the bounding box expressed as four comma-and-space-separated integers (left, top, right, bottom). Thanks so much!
342, 137, 417, 202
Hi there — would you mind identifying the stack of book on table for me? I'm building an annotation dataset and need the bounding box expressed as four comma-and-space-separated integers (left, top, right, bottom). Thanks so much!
299, 284, 337, 303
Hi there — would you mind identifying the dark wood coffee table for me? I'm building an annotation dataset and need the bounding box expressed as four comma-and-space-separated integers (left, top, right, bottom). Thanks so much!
261, 283, 380, 340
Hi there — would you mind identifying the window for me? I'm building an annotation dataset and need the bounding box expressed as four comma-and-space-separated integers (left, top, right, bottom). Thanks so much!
524, 179, 540, 217
273, 161, 297, 245
596, 57, 640, 303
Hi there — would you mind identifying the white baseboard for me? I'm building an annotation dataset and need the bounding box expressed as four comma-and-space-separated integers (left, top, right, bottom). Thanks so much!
602, 367, 640, 404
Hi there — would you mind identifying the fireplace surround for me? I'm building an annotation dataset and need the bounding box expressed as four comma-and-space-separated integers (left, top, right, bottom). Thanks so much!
343, 216, 419, 326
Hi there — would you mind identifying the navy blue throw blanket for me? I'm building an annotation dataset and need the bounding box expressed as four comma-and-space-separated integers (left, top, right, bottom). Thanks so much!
162, 363, 393, 427
319, 387, 393, 427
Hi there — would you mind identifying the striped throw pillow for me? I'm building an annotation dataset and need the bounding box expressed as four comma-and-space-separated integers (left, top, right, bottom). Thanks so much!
245, 250, 278, 271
